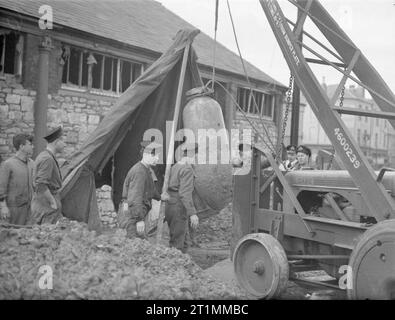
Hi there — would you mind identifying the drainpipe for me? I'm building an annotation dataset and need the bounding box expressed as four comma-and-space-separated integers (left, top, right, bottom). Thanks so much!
33, 36, 53, 158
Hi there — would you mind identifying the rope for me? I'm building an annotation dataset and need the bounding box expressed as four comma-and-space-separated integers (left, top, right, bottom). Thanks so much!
206, 79, 276, 155
211, 0, 219, 91
226, 0, 276, 152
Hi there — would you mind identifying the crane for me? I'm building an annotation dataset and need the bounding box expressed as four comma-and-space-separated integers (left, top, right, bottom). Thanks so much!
232, 0, 395, 299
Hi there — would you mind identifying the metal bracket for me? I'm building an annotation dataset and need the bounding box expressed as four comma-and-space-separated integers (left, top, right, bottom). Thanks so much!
270, 214, 284, 241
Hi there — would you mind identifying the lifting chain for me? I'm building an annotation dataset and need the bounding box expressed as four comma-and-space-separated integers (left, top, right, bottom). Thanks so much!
327, 85, 345, 169
275, 74, 294, 162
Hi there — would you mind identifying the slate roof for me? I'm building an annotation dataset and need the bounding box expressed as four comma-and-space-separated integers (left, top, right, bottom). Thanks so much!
0, 0, 286, 88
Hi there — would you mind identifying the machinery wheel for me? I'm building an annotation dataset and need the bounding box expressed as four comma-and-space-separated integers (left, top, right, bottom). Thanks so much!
233, 233, 289, 299
348, 220, 395, 300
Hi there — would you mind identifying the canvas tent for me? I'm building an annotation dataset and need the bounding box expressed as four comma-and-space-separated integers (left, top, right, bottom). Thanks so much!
60, 29, 205, 232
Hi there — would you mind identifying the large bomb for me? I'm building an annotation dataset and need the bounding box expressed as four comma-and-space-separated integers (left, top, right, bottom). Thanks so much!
182, 88, 233, 215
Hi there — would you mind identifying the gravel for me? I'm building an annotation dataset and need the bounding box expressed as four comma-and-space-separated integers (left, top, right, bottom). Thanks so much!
195, 203, 232, 248
0, 218, 243, 300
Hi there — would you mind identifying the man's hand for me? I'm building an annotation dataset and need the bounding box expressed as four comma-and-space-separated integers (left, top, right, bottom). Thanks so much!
136, 221, 145, 235
50, 199, 58, 210
0, 205, 10, 220
190, 214, 199, 229
160, 192, 170, 202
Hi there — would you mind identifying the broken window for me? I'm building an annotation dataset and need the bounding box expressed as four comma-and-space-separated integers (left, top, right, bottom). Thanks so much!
61, 46, 89, 87
61, 43, 143, 94
119, 60, 142, 93
0, 29, 23, 77
236, 87, 251, 113
262, 93, 274, 118
237, 87, 274, 119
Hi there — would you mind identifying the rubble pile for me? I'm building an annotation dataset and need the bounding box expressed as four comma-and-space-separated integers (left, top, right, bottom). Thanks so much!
195, 204, 232, 246
0, 219, 241, 300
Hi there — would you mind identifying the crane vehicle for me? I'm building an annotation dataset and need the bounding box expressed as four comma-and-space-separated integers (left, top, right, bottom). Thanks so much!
232, 0, 395, 299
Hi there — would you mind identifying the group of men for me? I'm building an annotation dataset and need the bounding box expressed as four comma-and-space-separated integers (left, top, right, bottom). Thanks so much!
0, 123, 314, 255
0, 127, 65, 226
0, 126, 202, 254
281, 144, 313, 171
119, 140, 201, 253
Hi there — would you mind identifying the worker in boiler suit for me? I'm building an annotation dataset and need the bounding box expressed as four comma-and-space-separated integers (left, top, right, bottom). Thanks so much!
164, 142, 199, 253
118, 140, 161, 239
0, 133, 34, 225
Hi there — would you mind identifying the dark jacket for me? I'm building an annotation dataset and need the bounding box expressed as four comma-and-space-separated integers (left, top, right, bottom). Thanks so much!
33, 149, 62, 194
168, 162, 197, 217
122, 162, 159, 222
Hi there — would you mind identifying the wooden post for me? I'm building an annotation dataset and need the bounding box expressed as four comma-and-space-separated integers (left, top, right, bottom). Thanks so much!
156, 43, 191, 244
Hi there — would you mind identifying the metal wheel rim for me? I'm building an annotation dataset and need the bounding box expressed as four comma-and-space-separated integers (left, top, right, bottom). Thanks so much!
233, 233, 288, 299
348, 222, 395, 300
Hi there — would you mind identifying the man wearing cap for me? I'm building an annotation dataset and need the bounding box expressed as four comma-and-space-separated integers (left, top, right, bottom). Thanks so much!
29, 126, 66, 224
281, 145, 298, 171
164, 142, 200, 253
296, 145, 314, 170
118, 140, 161, 239
0, 133, 34, 225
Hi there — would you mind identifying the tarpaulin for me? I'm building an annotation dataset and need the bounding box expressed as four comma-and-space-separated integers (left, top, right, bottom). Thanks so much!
60, 29, 204, 231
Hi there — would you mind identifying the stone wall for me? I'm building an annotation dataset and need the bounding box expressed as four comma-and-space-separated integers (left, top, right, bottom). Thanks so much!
233, 112, 278, 154
96, 185, 117, 229
0, 73, 118, 226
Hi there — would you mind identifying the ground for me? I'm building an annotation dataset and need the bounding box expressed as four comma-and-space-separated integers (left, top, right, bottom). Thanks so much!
187, 204, 347, 300
0, 204, 347, 300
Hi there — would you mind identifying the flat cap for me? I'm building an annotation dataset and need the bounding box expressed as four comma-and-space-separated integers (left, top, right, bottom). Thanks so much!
44, 126, 63, 143
286, 145, 297, 152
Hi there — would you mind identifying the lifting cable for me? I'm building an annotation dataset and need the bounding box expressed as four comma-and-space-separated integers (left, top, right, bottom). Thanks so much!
211, 0, 219, 92
226, 0, 277, 154
207, 78, 278, 154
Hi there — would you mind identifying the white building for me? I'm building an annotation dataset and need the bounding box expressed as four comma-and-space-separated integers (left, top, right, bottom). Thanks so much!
299, 83, 393, 169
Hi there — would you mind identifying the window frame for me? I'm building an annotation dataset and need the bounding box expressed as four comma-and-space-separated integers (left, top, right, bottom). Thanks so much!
236, 86, 275, 120
0, 29, 24, 78
60, 43, 144, 96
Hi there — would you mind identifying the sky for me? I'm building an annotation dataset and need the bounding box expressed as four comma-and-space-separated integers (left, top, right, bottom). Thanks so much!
159, 0, 395, 94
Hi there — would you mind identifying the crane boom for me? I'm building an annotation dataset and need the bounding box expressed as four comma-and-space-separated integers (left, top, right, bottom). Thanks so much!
259, 0, 395, 221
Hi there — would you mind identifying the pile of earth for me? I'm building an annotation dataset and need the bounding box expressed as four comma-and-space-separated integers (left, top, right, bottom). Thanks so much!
0, 219, 243, 300
195, 203, 232, 247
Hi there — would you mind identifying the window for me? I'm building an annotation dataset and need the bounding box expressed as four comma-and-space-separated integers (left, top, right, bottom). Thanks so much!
263, 94, 274, 118
363, 130, 368, 145
365, 106, 368, 123
237, 87, 274, 119
376, 118, 379, 126
61, 44, 143, 94
0, 29, 23, 76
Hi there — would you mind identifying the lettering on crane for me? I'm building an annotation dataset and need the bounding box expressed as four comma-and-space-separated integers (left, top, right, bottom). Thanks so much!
266, 0, 300, 67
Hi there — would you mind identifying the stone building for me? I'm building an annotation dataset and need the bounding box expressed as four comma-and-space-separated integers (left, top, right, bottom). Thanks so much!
0, 0, 286, 227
